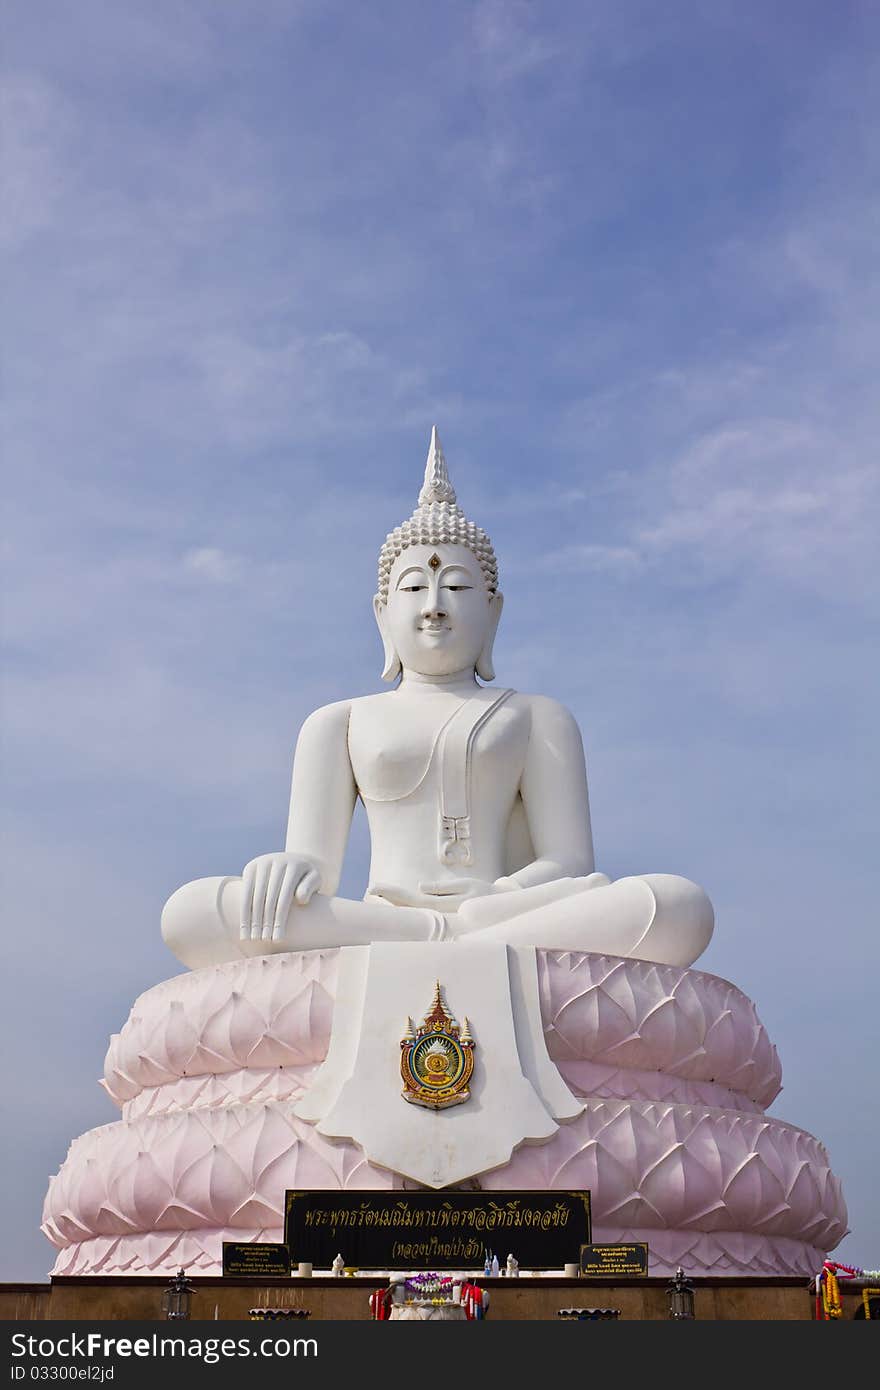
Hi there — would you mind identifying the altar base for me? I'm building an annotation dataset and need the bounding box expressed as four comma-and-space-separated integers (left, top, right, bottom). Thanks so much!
1, 1276, 865, 1322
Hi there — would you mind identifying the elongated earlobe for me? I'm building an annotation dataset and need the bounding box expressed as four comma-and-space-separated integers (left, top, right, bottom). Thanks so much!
373, 596, 402, 683
476, 592, 504, 682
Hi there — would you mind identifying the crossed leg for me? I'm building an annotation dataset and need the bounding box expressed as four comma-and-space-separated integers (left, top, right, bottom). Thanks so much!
162, 870, 713, 972
161, 876, 438, 970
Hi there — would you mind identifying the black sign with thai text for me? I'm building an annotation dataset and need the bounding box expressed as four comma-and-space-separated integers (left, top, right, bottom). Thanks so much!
284, 1189, 591, 1270
222, 1242, 291, 1278
579, 1242, 649, 1277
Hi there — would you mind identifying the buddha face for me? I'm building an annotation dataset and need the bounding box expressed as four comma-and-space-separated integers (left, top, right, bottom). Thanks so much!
375, 543, 503, 681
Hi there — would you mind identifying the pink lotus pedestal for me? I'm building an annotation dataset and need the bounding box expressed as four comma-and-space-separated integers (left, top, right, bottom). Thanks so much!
42, 947, 847, 1277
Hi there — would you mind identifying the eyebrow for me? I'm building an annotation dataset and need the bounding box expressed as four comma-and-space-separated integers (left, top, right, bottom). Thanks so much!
394, 562, 478, 589
395, 566, 428, 588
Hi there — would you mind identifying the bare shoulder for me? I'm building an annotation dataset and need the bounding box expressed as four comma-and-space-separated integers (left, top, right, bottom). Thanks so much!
322, 689, 400, 732
511, 694, 585, 759
344, 690, 397, 725
347, 691, 393, 713
516, 692, 583, 731
298, 697, 353, 741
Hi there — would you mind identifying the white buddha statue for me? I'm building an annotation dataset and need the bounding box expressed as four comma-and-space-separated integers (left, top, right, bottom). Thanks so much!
162, 428, 713, 972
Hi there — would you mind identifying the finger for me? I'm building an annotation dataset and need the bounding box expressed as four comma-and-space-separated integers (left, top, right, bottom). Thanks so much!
250, 860, 271, 939
419, 879, 474, 896
368, 883, 395, 900
262, 860, 286, 938
240, 863, 257, 939
294, 867, 321, 905
272, 869, 300, 941
367, 883, 425, 908
367, 883, 398, 903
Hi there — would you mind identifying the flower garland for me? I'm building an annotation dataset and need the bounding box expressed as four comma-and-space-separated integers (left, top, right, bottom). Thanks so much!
819, 1267, 842, 1320
403, 1272, 455, 1304
814, 1260, 880, 1320
823, 1259, 880, 1280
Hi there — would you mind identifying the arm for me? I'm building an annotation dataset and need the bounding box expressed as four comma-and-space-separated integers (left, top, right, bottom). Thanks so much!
499, 696, 595, 889
241, 700, 357, 940
284, 699, 357, 893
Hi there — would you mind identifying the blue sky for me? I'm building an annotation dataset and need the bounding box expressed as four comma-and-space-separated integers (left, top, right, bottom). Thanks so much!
2, 0, 878, 1280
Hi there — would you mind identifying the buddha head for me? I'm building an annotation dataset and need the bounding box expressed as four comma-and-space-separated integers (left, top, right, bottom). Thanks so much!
374, 428, 503, 682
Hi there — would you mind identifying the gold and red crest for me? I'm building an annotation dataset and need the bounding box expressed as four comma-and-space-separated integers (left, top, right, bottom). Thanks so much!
400, 982, 475, 1109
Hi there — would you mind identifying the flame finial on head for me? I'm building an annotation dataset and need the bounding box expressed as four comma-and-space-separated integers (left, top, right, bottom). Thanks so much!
376, 427, 498, 603
418, 426, 457, 507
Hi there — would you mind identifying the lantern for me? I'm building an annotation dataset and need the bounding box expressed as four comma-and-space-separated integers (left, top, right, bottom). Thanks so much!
161, 1268, 193, 1320
667, 1266, 695, 1320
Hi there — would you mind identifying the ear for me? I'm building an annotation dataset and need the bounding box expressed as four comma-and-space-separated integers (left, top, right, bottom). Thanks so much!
373, 595, 401, 683
476, 591, 504, 682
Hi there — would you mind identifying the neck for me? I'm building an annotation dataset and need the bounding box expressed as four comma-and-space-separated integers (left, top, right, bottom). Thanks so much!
399, 667, 481, 695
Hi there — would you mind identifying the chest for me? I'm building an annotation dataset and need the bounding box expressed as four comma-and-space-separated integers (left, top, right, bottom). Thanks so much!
349, 693, 528, 803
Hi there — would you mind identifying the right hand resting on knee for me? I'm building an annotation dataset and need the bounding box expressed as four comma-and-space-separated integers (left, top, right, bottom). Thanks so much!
240, 852, 322, 941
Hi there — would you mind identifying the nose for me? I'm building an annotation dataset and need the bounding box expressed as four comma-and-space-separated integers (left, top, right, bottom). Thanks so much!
421, 589, 447, 620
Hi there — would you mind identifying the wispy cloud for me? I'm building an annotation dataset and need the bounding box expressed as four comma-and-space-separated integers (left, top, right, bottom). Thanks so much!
638, 421, 878, 596
472, 0, 562, 84
533, 543, 643, 577
0, 73, 75, 249
183, 547, 241, 583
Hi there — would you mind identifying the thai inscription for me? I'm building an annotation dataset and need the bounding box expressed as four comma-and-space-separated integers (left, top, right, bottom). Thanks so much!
222, 1241, 292, 1278
579, 1242, 649, 1277
284, 1190, 591, 1270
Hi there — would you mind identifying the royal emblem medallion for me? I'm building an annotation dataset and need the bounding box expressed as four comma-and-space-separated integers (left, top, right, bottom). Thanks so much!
400, 981, 475, 1109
